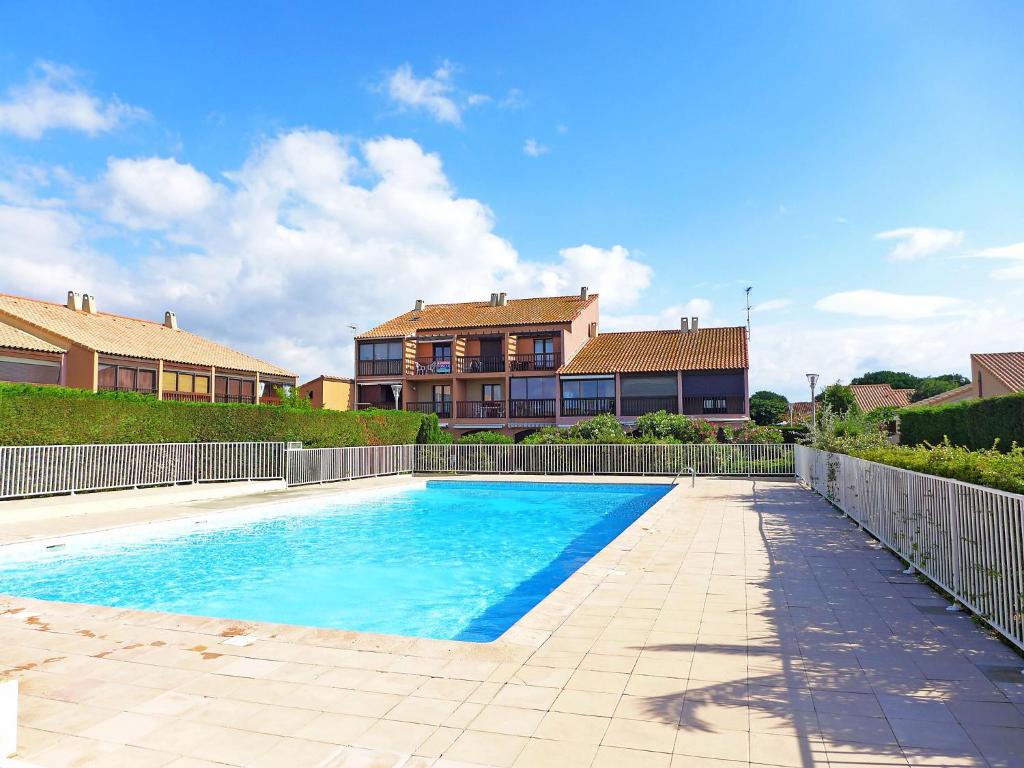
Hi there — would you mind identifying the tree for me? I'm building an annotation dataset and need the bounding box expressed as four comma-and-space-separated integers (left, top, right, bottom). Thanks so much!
273, 385, 311, 410
851, 370, 921, 389
819, 382, 857, 416
749, 390, 789, 425
911, 375, 970, 402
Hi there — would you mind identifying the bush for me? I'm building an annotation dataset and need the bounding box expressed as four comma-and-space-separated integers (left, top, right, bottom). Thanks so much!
730, 423, 783, 444
416, 413, 453, 444
900, 391, 1024, 451
849, 442, 1024, 495
807, 405, 889, 453
0, 383, 424, 447
633, 411, 716, 443
819, 383, 858, 416
749, 390, 788, 425
456, 431, 513, 444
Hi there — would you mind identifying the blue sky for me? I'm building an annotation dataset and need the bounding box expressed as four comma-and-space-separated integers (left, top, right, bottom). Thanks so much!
1, 1, 1023, 398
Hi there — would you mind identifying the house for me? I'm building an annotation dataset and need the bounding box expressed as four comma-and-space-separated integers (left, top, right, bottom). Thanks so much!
971, 352, 1024, 399
911, 383, 974, 407
850, 383, 915, 412
299, 375, 354, 410
0, 291, 296, 402
354, 288, 749, 439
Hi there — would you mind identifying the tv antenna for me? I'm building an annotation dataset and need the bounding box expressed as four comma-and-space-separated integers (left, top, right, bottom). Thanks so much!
745, 286, 752, 341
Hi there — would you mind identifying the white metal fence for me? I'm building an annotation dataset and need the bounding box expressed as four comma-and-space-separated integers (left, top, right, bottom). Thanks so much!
795, 445, 1024, 653
285, 445, 415, 486
0, 442, 285, 500
412, 443, 794, 476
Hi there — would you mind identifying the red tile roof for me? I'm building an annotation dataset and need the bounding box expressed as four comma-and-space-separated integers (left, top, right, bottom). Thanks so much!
972, 352, 1024, 393
850, 384, 915, 411
909, 383, 974, 407
358, 294, 597, 338
559, 327, 748, 374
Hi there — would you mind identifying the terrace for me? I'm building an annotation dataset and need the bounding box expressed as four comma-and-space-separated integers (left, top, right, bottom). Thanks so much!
3, 471, 1022, 767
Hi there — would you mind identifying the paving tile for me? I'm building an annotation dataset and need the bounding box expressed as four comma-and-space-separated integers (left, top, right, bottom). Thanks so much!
490, 683, 560, 710
469, 704, 545, 736
603, 717, 678, 753
593, 745, 672, 768
533, 711, 610, 744
552, 689, 622, 717
352, 719, 436, 753
444, 730, 528, 767
512, 737, 598, 768
293, 711, 377, 744
388, 695, 463, 726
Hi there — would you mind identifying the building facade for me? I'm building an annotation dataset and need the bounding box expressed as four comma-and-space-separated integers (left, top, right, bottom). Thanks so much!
0, 292, 296, 402
354, 289, 749, 439
299, 375, 355, 410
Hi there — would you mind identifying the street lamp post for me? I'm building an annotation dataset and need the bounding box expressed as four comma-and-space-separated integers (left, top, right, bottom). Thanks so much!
806, 373, 819, 424
390, 383, 402, 411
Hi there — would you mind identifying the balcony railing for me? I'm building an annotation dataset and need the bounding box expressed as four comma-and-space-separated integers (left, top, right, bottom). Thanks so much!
163, 391, 210, 403
356, 401, 400, 410
682, 395, 745, 416
100, 386, 157, 396
561, 397, 616, 417
412, 357, 453, 376
406, 401, 452, 418
621, 396, 678, 417
215, 394, 257, 405
357, 359, 403, 377
508, 353, 560, 372
509, 398, 556, 418
457, 400, 506, 419
456, 356, 505, 374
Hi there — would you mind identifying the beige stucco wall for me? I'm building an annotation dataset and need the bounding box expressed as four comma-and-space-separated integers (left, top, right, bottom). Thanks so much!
562, 298, 600, 365
973, 360, 1013, 399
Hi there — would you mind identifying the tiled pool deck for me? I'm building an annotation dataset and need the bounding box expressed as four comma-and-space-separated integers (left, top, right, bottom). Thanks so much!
2, 476, 1024, 768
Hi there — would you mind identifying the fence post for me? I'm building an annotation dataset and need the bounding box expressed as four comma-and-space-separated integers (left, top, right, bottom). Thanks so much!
946, 483, 963, 611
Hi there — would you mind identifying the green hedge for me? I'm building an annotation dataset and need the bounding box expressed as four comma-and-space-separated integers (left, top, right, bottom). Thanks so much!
900, 392, 1024, 450
850, 443, 1024, 495
0, 383, 425, 447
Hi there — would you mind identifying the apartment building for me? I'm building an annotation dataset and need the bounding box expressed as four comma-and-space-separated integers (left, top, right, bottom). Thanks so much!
0, 291, 296, 402
355, 288, 749, 439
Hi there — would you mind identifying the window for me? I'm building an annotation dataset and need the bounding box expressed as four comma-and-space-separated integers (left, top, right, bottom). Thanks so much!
533, 338, 554, 355
98, 363, 157, 393
0, 357, 60, 385
561, 378, 614, 399
432, 384, 452, 402
215, 375, 256, 402
163, 370, 210, 394
620, 375, 676, 396
359, 342, 403, 360
510, 377, 556, 399
482, 383, 503, 401
433, 343, 451, 360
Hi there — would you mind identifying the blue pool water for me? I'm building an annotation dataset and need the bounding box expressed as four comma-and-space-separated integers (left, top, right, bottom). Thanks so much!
0, 481, 668, 641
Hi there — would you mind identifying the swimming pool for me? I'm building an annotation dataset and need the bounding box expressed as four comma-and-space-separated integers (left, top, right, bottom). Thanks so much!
0, 480, 670, 641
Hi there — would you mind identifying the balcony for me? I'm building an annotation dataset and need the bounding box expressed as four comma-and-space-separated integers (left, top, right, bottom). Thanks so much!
356, 401, 399, 410
456, 356, 505, 374
561, 397, 615, 417
457, 400, 506, 419
508, 353, 560, 372
163, 391, 210, 403
621, 396, 678, 417
406, 401, 452, 418
682, 394, 745, 416
215, 394, 257, 405
509, 398, 556, 418
357, 359, 403, 377
412, 357, 453, 376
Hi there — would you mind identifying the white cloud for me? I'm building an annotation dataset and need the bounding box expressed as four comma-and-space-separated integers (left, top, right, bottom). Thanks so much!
523, 139, 548, 157
100, 157, 224, 229
965, 240, 1024, 280
0, 131, 652, 379
815, 289, 962, 320
499, 88, 526, 109
605, 299, 714, 332
750, 308, 1020, 400
0, 61, 146, 139
383, 62, 464, 125
754, 298, 792, 312
875, 226, 964, 261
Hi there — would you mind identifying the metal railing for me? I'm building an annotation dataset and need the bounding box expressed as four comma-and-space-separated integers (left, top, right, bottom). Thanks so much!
357, 359, 403, 377
456, 355, 505, 374
406, 401, 452, 418
0, 442, 286, 500
508, 399, 556, 418
681, 394, 745, 415
286, 445, 415, 486
508, 353, 560, 371
795, 445, 1024, 653
621, 396, 678, 416
412, 357, 453, 376
561, 397, 616, 417
413, 443, 794, 476
456, 400, 506, 419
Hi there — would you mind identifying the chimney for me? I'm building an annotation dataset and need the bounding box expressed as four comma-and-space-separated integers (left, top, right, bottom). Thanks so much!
580, 286, 589, 300
66, 291, 82, 311
164, 311, 178, 330
414, 299, 425, 311
691, 316, 699, 331
588, 321, 598, 338
680, 317, 689, 332
498, 292, 507, 307
82, 294, 98, 315
489, 292, 499, 306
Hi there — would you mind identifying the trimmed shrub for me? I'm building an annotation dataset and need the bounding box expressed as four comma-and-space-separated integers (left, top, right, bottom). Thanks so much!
633, 411, 716, 443
730, 423, 783, 444
900, 391, 1024, 451
0, 383, 424, 447
849, 442, 1024, 495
